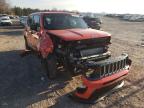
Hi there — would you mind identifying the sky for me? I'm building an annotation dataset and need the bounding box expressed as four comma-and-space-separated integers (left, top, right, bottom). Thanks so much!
9, 0, 144, 14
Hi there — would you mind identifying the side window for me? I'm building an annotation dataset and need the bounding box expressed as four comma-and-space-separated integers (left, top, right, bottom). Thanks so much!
33, 15, 40, 27
27, 15, 33, 28
28, 15, 40, 31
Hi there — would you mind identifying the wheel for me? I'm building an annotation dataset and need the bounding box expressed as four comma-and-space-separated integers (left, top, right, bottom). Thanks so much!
24, 36, 31, 50
95, 23, 101, 30
96, 26, 101, 30
8, 23, 12, 26
44, 54, 57, 79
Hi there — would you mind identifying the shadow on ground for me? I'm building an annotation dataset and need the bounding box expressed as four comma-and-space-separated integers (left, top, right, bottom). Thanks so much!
0, 30, 23, 36
0, 25, 24, 30
0, 50, 70, 108
0, 26, 23, 37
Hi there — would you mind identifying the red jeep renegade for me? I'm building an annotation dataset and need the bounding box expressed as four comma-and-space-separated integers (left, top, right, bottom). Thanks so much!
24, 12, 131, 86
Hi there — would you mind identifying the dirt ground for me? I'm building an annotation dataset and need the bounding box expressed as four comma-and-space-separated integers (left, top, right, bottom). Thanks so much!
0, 17, 144, 108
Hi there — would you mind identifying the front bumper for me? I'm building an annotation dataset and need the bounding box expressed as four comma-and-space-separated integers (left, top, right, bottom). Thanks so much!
75, 69, 129, 99
74, 53, 132, 99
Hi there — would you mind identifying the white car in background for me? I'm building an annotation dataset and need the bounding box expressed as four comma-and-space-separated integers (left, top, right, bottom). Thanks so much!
0, 16, 12, 26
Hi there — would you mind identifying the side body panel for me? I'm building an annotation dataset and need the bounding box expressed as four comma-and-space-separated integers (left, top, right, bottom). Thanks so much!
39, 31, 54, 58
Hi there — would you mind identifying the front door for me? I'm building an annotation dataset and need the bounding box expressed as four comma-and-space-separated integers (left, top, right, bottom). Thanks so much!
27, 14, 41, 51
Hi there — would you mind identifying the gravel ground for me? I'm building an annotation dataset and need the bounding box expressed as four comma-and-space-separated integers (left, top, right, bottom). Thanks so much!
0, 17, 144, 108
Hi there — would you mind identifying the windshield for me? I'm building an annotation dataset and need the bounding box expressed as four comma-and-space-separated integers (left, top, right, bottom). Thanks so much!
43, 14, 88, 30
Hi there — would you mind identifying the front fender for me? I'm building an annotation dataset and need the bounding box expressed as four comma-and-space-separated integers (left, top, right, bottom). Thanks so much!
39, 32, 54, 58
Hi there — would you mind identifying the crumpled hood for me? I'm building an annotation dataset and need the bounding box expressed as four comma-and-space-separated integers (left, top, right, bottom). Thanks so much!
47, 28, 111, 41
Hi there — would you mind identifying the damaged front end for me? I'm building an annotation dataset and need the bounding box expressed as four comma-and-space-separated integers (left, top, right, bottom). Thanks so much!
62, 37, 112, 74
69, 53, 132, 103
54, 35, 132, 103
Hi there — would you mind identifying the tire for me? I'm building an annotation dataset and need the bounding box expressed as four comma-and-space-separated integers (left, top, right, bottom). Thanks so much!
97, 27, 100, 30
96, 25, 101, 30
95, 23, 101, 30
45, 54, 57, 79
8, 23, 12, 26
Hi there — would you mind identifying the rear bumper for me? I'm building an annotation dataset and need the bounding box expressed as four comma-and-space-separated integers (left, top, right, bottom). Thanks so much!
75, 69, 129, 99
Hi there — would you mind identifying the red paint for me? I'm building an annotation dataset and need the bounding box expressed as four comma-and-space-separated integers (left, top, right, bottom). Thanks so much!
40, 12, 111, 41
39, 32, 54, 58
25, 11, 111, 58
75, 69, 129, 99
47, 29, 111, 41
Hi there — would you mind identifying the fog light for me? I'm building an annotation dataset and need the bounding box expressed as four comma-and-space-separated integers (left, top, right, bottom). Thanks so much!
76, 83, 87, 94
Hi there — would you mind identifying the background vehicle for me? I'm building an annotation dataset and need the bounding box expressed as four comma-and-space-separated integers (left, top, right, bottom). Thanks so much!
0, 16, 12, 26
20, 16, 28, 26
83, 16, 102, 30
9, 15, 15, 19
0, 14, 8, 17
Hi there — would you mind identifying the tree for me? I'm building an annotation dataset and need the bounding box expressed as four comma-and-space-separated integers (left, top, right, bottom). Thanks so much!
12, 6, 40, 16
12, 7, 23, 16
0, 0, 11, 14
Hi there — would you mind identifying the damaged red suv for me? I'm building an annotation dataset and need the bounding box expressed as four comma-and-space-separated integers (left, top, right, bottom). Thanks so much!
23, 12, 131, 102
24, 12, 131, 92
